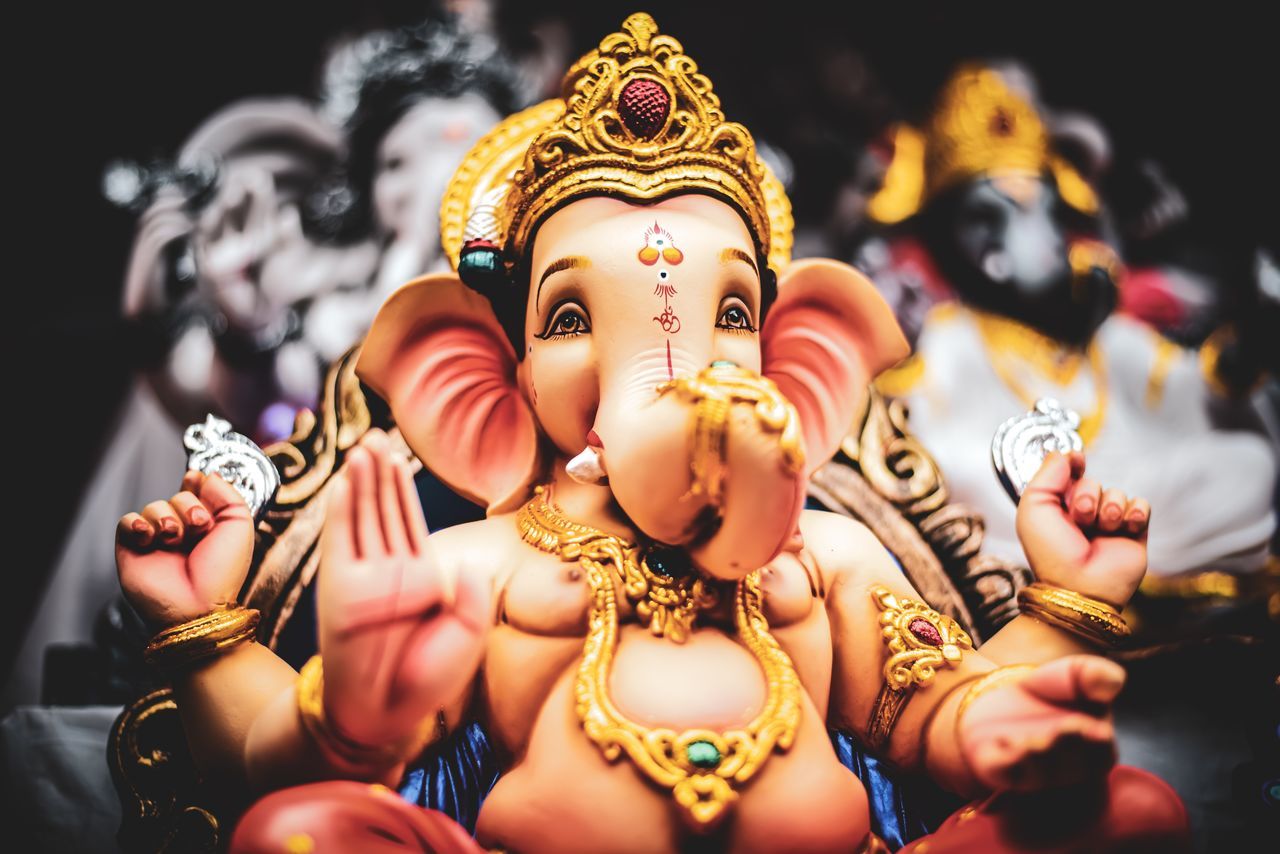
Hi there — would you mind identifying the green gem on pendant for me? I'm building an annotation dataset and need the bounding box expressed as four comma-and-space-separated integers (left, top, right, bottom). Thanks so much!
686, 740, 722, 769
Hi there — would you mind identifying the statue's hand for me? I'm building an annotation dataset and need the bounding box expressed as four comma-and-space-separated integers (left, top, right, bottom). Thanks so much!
116, 471, 255, 628
317, 430, 488, 755
959, 656, 1123, 793
1016, 451, 1149, 607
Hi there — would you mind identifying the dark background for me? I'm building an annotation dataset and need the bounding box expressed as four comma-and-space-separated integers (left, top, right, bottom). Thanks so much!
7, 0, 1275, 664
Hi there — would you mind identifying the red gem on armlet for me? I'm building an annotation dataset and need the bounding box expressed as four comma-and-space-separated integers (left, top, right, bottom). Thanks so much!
908, 618, 943, 646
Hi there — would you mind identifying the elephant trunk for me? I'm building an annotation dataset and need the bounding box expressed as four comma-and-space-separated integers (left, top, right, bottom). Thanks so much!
592, 344, 806, 580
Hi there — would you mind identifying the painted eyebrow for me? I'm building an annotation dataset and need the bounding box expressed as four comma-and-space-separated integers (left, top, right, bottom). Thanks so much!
719, 248, 758, 276
536, 256, 590, 310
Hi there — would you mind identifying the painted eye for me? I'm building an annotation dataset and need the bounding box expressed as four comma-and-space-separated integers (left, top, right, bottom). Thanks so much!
659, 270, 669, 280
656, 239, 664, 245
538, 305, 591, 339
716, 304, 755, 333
553, 312, 587, 334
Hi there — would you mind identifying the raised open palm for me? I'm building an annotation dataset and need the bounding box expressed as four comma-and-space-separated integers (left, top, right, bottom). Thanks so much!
116, 471, 256, 628
316, 430, 489, 757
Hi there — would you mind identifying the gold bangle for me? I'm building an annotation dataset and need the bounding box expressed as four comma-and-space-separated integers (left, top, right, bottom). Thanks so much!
1016, 582, 1131, 648
143, 606, 259, 671
950, 664, 1039, 785
955, 664, 1038, 727
296, 655, 439, 769
865, 585, 973, 752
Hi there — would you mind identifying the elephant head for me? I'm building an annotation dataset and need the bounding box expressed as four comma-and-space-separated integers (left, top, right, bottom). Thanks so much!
868, 65, 1117, 348
921, 174, 1116, 347
356, 192, 906, 579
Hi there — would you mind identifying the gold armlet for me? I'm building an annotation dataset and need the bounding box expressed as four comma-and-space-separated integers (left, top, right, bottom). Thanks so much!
1199, 325, 1265, 398
865, 586, 973, 752
1016, 582, 1131, 648
143, 606, 259, 672
296, 655, 439, 769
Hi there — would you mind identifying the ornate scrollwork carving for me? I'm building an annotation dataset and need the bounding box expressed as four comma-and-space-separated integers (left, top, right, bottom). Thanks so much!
812, 388, 1032, 642
109, 688, 219, 853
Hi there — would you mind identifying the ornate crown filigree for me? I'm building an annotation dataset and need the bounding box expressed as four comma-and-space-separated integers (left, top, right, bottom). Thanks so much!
868, 65, 1096, 224
441, 13, 793, 277
923, 66, 1049, 198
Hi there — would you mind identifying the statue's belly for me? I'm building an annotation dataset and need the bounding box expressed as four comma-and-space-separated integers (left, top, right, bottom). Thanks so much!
609, 624, 768, 729
477, 628, 868, 854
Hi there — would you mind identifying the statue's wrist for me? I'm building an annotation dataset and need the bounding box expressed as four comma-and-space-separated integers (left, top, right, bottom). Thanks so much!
143, 605, 260, 673
1016, 582, 1130, 649
951, 664, 1038, 792
295, 655, 437, 775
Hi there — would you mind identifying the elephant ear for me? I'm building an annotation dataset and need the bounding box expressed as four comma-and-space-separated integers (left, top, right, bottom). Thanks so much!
762, 259, 909, 474
356, 273, 543, 513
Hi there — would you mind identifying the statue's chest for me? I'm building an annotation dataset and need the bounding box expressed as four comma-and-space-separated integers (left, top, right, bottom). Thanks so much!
483, 547, 829, 759
495, 548, 820, 638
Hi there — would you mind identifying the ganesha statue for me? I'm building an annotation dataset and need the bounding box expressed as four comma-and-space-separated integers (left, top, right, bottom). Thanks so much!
867, 65, 1277, 582
115, 15, 1189, 853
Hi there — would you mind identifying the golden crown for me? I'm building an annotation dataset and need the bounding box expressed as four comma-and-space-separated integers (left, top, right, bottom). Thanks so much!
868, 65, 1096, 224
441, 13, 793, 281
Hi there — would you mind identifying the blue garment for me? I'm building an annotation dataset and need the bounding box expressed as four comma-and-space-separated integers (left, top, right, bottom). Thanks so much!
830, 730, 935, 850
398, 721, 501, 834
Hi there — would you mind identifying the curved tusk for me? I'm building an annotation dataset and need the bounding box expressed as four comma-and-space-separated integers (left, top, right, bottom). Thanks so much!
566, 445, 608, 485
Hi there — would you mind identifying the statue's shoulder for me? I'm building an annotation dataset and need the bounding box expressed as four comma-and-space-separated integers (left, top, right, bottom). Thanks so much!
428, 513, 524, 579
797, 509, 894, 586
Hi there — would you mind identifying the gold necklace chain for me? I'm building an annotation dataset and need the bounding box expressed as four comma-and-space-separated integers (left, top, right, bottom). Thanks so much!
516, 486, 802, 829
973, 310, 1108, 445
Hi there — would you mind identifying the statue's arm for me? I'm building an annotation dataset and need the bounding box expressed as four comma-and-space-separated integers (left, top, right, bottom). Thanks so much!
118, 432, 492, 795
809, 509, 1123, 798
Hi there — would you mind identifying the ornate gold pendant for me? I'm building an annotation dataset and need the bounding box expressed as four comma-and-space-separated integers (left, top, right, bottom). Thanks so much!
516, 487, 802, 829
517, 486, 718, 642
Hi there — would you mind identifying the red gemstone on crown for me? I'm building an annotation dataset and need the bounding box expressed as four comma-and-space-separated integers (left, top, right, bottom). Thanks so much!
990, 108, 1014, 137
619, 78, 670, 139
908, 618, 942, 646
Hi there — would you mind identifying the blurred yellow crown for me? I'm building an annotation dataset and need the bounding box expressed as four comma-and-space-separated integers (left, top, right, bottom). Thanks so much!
868, 66, 1097, 224
441, 12, 793, 280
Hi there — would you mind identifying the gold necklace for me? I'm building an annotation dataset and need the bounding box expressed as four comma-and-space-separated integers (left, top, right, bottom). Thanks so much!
973, 310, 1108, 445
516, 487, 802, 829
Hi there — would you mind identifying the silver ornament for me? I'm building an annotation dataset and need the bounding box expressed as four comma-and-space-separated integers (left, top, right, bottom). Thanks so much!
991, 398, 1084, 504
184, 415, 281, 519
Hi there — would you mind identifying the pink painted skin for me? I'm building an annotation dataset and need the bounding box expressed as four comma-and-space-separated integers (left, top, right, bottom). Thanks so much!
115, 470, 255, 628
1018, 450, 1151, 608
315, 430, 489, 754
960, 654, 1124, 793
955, 450, 1151, 794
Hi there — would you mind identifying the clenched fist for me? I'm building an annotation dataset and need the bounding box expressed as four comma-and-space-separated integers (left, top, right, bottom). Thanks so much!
116, 471, 256, 628
1016, 452, 1150, 608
